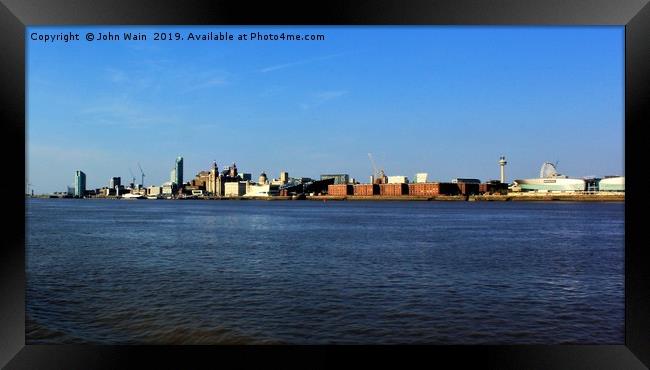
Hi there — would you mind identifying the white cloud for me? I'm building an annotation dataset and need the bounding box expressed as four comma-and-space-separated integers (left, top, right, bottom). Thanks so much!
106, 68, 128, 83
77, 97, 179, 129
182, 76, 228, 93
259, 53, 345, 73
301, 90, 349, 110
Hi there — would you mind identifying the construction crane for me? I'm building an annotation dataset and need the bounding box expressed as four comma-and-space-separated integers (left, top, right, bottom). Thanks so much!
128, 168, 136, 188
137, 163, 145, 187
367, 153, 386, 184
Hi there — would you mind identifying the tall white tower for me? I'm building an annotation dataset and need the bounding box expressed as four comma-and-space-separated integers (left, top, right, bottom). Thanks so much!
499, 156, 507, 183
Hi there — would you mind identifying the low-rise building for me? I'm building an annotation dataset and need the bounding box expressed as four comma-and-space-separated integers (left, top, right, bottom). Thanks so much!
379, 183, 408, 196
321, 174, 349, 185
415, 173, 428, 183
162, 182, 175, 195
102, 187, 116, 197
224, 181, 247, 197
451, 178, 481, 184
408, 182, 460, 196
328, 184, 353, 196
244, 183, 280, 197
599, 176, 625, 192
387, 176, 409, 184
353, 184, 379, 196
147, 186, 162, 196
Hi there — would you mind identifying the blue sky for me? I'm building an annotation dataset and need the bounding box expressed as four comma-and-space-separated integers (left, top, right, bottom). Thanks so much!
27, 26, 624, 193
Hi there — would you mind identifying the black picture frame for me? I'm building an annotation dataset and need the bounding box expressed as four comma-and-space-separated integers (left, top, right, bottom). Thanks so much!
1, 0, 648, 368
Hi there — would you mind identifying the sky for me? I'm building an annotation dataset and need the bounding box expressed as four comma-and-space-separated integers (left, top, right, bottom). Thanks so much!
27, 26, 624, 194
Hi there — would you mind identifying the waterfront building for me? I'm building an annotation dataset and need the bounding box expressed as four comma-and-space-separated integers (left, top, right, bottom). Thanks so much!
512, 178, 586, 192
415, 173, 428, 183
168, 157, 184, 186
280, 171, 289, 184
409, 182, 460, 196
512, 162, 586, 192
387, 176, 409, 184
74, 170, 86, 198
206, 161, 220, 195
328, 184, 354, 196
162, 182, 175, 196
258, 172, 268, 185
174, 156, 183, 185
320, 174, 349, 185
244, 183, 280, 197
228, 163, 238, 178
240, 173, 252, 181
224, 181, 247, 197
598, 176, 625, 192
451, 178, 481, 184
372, 172, 388, 184
147, 186, 162, 196
204, 161, 241, 196
304, 178, 336, 194
192, 171, 211, 188
110, 177, 121, 189
183, 184, 201, 194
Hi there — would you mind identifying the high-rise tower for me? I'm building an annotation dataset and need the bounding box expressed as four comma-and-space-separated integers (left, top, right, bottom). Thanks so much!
74, 170, 86, 198
207, 160, 225, 196
110, 177, 121, 189
174, 156, 183, 185
499, 156, 507, 183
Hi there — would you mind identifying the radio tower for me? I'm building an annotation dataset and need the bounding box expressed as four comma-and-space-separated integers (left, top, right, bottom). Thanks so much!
499, 156, 507, 183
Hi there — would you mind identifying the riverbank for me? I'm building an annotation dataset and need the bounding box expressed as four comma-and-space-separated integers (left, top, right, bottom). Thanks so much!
30, 193, 624, 202
470, 193, 624, 202
310, 193, 624, 202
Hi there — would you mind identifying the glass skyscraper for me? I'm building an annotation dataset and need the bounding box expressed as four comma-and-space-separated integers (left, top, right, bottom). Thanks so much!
174, 156, 183, 185
74, 170, 86, 198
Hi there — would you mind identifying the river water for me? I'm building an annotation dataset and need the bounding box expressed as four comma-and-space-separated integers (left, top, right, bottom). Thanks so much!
26, 198, 624, 344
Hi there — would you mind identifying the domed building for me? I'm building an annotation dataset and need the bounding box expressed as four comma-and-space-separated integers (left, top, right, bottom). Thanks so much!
258, 172, 268, 184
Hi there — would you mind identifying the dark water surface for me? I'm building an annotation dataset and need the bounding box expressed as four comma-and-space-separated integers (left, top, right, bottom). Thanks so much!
26, 198, 624, 344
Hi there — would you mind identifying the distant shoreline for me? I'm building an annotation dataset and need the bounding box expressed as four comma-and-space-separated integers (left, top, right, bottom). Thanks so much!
29, 194, 625, 202
309, 194, 624, 202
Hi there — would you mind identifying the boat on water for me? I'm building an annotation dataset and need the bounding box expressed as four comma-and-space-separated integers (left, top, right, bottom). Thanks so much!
512, 162, 586, 192
121, 193, 146, 199
146, 195, 163, 200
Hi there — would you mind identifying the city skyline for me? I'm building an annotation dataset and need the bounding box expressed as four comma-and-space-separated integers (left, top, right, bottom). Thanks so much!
27, 26, 624, 193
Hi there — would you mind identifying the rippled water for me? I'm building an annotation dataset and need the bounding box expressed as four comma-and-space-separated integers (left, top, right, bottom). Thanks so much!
26, 198, 624, 344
